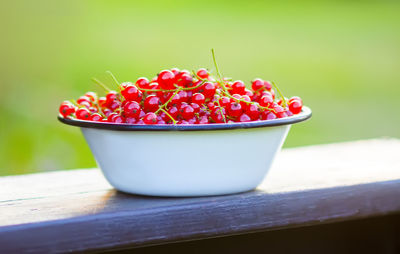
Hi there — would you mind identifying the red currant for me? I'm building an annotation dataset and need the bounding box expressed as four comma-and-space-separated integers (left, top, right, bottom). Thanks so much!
171, 68, 180, 76
210, 107, 226, 123
168, 106, 179, 119
196, 68, 209, 79
176, 73, 193, 87
181, 105, 195, 120
177, 90, 189, 103
59, 101, 76, 117
85, 92, 97, 102
143, 112, 158, 125
135, 77, 149, 89
259, 94, 273, 108
144, 95, 161, 112
123, 101, 141, 118
288, 99, 303, 114
76, 108, 91, 120
251, 78, 264, 92
105, 91, 118, 106
157, 70, 175, 90
98, 97, 107, 108
201, 82, 216, 99
246, 104, 261, 120
239, 113, 251, 122
227, 102, 243, 117
121, 85, 142, 102
90, 113, 103, 122
231, 80, 246, 95
192, 93, 205, 105
264, 81, 272, 90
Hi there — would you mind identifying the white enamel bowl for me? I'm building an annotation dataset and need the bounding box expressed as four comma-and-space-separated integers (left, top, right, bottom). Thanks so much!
59, 106, 311, 197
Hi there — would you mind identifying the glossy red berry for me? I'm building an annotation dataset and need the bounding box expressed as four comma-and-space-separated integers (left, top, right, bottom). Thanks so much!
76, 108, 91, 120
135, 77, 150, 89
77, 96, 91, 105
196, 68, 209, 79
90, 113, 103, 122
177, 90, 189, 103
112, 115, 125, 123
166, 92, 181, 106
176, 73, 193, 87
125, 117, 136, 124
144, 95, 161, 112
207, 102, 215, 111
59, 101, 76, 117
220, 97, 231, 108
107, 112, 119, 122
210, 107, 226, 123
259, 94, 273, 108
121, 85, 142, 102
123, 101, 141, 118
171, 68, 180, 76
108, 100, 121, 111
143, 112, 158, 125
273, 105, 288, 118
201, 82, 216, 99
191, 102, 200, 113
261, 111, 276, 120
246, 104, 261, 120
231, 80, 246, 95
244, 89, 254, 100
181, 105, 195, 120
239, 113, 251, 122
157, 70, 175, 90
98, 97, 107, 108
289, 96, 302, 103
105, 91, 118, 106
168, 106, 179, 119
192, 93, 205, 105
251, 78, 264, 92
85, 92, 97, 102
227, 102, 243, 117
198, 115, 209, 124
264, 81, 272, 90
288, 99, 303, 114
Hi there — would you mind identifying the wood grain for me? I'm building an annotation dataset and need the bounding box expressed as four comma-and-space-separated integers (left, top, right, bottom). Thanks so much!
0, 138, 399, 253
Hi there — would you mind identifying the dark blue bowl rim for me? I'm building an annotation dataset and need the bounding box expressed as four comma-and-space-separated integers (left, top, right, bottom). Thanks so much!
58, 106, 312, 131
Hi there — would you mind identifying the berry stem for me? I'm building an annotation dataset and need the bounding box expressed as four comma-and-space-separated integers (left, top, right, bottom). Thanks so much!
211, 49, 223, 82
217, 89, 276, 113
91, 78, 111, 92
137, 80, 206, 93
106, 71, 121, 89
271, 81, 287, 107
160, 108, 177, 124
154, 87, 183, 114
215, 97, 227, 123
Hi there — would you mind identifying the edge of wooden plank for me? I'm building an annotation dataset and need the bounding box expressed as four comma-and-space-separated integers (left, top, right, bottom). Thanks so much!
0, 178, 399, 253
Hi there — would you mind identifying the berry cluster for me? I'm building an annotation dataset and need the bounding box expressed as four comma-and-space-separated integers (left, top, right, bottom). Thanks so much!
59, 53, 303, 125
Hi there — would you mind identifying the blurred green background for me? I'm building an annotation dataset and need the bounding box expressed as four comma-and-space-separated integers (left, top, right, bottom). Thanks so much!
0, 0, 399, 176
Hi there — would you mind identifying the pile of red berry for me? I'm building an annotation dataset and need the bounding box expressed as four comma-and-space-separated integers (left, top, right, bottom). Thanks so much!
59, 56, 303, 125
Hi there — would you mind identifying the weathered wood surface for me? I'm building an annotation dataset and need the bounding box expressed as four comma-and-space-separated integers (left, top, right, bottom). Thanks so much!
0, 138, 399, 253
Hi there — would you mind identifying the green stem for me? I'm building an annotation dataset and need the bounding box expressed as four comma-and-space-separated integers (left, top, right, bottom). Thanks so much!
160, 108, 177, 124
215, 97, 227, 123
211, 49, 223, 82
217, 90, 276, 113
106, 71, 121, 89
91, 78, 112, 92
271, 81, 287, 107
138, 80, 206, 93
154, 87, 183, 114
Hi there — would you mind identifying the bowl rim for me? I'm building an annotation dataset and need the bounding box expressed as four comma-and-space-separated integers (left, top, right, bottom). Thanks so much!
58, 106, 312, 131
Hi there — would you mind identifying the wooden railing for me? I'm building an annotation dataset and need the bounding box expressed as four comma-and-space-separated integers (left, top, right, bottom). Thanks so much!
1, 138, 399, 253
